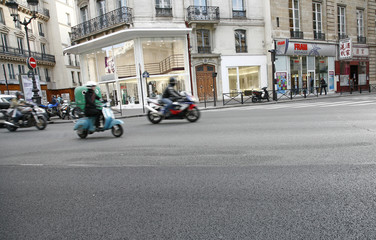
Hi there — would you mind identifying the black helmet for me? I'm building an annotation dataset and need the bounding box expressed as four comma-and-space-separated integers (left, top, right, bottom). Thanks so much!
169, 77, 177, 86
16, 91, 23, 98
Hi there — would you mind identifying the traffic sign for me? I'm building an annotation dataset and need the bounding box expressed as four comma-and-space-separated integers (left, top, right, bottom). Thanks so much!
142, 71, 150, 78
27, 57, 37, 69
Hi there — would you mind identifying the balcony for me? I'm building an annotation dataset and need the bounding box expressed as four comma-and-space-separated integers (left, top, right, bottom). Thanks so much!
0, 45, 55, 64
314, 32, 325, 41
156, 8, 172, 17
357, 36, 366, 44
236, 45, 247, 53
71, 7, 133, 42
232, 10, 246, 19
187, 6, 220, 23
198, 46, 211, 54
338, 34, 348, 40
290, 30, 304, 39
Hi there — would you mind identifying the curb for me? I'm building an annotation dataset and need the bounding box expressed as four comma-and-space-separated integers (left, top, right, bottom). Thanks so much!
51, 92, 375, 124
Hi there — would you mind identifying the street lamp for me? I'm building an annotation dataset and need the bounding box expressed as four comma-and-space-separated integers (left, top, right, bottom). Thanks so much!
268, 41, 277, 101
6, 0, 41, 104
212, 72, 217, 107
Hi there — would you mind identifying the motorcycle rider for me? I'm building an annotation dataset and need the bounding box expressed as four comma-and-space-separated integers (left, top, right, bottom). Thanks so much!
10, 92, 26, 125
161, 77, 182, 116
84, 81, 103, 129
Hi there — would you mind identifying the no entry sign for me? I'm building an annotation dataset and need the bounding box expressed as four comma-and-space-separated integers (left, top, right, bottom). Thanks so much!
27, 57, 37, 69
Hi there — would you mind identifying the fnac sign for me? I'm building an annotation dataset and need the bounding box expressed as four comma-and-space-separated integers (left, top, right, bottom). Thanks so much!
294, 43, 308, 52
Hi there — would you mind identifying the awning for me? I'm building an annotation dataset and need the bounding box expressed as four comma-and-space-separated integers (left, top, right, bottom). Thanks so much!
63, 28, 192, 55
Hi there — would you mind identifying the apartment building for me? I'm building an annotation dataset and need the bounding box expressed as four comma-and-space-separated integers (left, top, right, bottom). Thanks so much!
269, 0, 371, 94
0, 0, 53, 102
64, 0, 270, 108
0, 0, 80, 103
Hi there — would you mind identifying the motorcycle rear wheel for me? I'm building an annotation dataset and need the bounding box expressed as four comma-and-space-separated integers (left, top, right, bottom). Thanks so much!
35, 116, 47, 130
77, 129, 88, 139
147, 111, 162, 124
186, 107, 200, 122
5, 117, 17, 132
112, 124, 123, 137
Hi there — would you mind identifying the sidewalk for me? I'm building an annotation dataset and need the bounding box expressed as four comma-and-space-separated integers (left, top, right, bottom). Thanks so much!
50, 90, 375, 124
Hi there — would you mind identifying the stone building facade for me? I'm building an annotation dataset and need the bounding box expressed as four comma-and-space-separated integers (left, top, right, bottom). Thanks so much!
268, 0, 373, 94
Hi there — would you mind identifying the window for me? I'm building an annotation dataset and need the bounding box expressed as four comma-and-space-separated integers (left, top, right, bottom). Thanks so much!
194, 0, 207, 6
155, 0, 172, 17
357, 9, 364, 37
77, 72, 81, 84
67, 53, 72, 65
34, 67, 40, 77
232, 0, 245, 18
119, 0, 126, 7
17, 37, 24, 54
18, 65, 25, 75
45, 68, 50, 82
41, 43, 46, 55
7, 64, 15, 79
196, 29, 210, 53
313, 2, 323, 40
1, 33, 8, 52
0, 8, 5, 24
38, 22, 44, 37
97, 0, 106, 16
80, 6, 88, 22
235, 30, 247, 53
71, 71, 75, 83
228, 66, 260, 93
14, 15, 21, 29
338, 6, 346, 38
289, 0, 302, 38
66, 13, 71, 26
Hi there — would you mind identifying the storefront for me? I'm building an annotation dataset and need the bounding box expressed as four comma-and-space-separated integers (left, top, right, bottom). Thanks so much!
336, 39, 369, 92
275, 40, 336, 93
221, 55, 268, 95
63, 28, 192, 108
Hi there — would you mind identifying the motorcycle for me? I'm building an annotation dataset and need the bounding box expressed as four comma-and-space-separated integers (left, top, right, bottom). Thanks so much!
73, 101, 124, 139
59, 101, 71, 120
4, 103, 47, 131
251, 87, 270, 103
69, 102, 85, 120
145, 92, 200, 124
39, 101, 61, 120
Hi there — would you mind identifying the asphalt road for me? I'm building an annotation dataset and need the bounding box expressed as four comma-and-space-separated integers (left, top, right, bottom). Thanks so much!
1, 94, 376, 239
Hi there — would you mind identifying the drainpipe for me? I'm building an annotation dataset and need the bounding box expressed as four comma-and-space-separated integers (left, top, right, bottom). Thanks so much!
185, 21, 194, 95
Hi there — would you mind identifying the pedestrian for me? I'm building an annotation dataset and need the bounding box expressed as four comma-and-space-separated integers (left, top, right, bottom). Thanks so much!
320, 77, 327, 95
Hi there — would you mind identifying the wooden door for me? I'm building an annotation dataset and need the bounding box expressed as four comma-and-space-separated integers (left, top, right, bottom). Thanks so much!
196, 64, 216, 101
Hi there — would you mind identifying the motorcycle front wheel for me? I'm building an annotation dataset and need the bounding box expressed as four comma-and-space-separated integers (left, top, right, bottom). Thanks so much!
186, 107, 200, 122
77, 129, 88, 139
112, 124, 123, 137
147, 111, 162, 124
35, 116, 47, 130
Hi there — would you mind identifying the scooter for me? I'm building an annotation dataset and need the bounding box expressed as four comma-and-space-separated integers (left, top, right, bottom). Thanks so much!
73, 101, 124, 139
145, 92, 200, 124
251, 87, 270, 103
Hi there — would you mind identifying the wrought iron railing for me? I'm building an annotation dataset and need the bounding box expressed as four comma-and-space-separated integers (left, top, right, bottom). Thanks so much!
314, 32, 325, 40
357, 36, 366, 44
71, 7, 133, 41
145, 54, 184, 75
156, 8, 172, 17
198, 46, 211, 54
291, 30, 304, 39
232, 10, 246, 18
0, 45, 55, 63
187, 6, 220, 22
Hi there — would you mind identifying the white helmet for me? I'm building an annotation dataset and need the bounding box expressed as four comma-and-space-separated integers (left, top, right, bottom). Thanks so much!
86, 81, 97, 87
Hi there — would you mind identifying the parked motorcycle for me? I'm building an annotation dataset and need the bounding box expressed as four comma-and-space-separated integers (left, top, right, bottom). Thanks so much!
4, 103, 47, 131
59, 101, 71, 120
251, 87, 270, 103
145, 92, 200, 124
39, 101, 61, 120
69, 102, 85, 120
73, 101, 124, 139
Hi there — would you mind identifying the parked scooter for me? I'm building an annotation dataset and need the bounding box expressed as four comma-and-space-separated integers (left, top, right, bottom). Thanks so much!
73, 101, 124, 139
251, 87, 270, 103
145, 92, 200, 124
4, 102, 47, 131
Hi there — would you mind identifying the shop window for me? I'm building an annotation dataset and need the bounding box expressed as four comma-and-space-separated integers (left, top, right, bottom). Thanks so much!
228, 66, 260, 93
